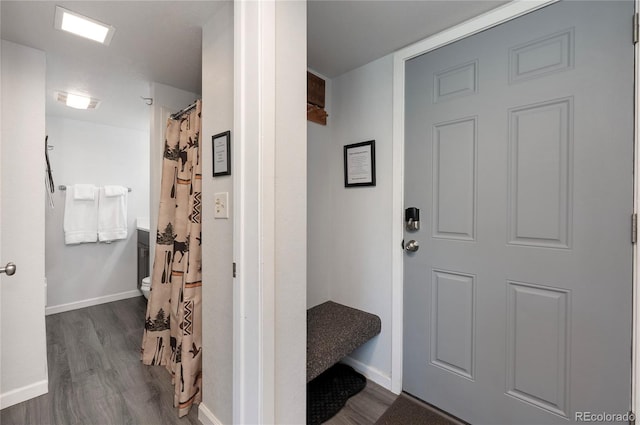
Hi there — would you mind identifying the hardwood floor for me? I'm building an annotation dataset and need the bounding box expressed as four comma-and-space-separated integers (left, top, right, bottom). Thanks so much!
327, 380, 396, 425
0, 297, 200, 425
1, 296, 396, 425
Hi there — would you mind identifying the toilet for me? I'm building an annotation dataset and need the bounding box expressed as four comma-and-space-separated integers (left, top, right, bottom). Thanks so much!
141, 276, 151, 299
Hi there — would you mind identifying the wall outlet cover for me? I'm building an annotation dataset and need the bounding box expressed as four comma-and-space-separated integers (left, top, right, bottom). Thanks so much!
214, 192, 229, 219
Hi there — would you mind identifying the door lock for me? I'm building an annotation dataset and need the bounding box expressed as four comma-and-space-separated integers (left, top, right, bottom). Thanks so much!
405, 207, 420, 231
405, 240, 419, 252
0, 262, 16, 276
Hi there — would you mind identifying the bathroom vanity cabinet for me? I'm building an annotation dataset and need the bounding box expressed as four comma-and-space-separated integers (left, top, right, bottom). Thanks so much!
137, 229, 150, 288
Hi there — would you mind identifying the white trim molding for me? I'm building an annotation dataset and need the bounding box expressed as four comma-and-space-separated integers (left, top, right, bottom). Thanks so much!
198, 403, 225, 425
633, 0, 640, 416
0, 379, 48, 410
342, 356, 392, 391
44, 289, 142, 316
391, 0, 559, 396
233, 1, 277, 423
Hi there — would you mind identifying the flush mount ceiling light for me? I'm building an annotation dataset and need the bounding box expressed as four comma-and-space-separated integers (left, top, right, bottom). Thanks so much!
54, 6, 115, 45
56, 92, 101, 110
66, 93, 90, 109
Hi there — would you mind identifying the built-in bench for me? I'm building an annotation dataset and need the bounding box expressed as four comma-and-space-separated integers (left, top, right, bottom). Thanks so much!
307, 301, 382, 382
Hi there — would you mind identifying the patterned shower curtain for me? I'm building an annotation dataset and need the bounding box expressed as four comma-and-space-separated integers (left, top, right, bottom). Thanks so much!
142, 100, 202, 417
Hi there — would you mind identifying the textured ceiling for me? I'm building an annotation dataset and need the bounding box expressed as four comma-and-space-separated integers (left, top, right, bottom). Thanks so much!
307, 0, 508, 78
1, 1, 221, 131
1, 1, 509, 131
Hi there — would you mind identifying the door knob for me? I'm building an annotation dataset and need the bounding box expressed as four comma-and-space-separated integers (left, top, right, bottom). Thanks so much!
405, 240, 419, 252
0, 262, 16, 276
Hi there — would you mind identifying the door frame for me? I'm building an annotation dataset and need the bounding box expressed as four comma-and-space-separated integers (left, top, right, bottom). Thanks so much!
391, 0, 638, 414
233, 1, 277, 423
633, 0, 640, 413
233, 1, 307, 423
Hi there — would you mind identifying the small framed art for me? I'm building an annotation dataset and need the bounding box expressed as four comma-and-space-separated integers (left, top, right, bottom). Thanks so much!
344, 140, 376, 187
212, 131, 231, 177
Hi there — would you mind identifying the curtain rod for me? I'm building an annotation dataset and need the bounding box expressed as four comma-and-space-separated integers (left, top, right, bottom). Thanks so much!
170, 101, 198, 119
59, 185, 132, 192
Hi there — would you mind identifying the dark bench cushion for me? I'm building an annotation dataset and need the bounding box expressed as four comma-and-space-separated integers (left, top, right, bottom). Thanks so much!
307, 301, 382, 382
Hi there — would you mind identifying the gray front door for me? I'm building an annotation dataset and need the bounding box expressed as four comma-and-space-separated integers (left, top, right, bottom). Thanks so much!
403, 2, 634, 424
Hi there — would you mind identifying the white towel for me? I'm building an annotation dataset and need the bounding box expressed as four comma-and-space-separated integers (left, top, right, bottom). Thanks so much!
98, 186, 128, 242
64, 185, 98, 244
74, 184, 97, 200
104, 185, 128, 197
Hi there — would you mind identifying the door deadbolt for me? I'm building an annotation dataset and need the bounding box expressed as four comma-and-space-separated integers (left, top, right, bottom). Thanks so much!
0, 262, 16, 276
405, 240, 419, 252
405, 207, 420, 231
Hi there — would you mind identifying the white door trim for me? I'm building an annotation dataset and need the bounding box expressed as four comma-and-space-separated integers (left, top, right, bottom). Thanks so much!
233, 1, 277, 423
391, 0, 565, 395
633, 0, 640, 415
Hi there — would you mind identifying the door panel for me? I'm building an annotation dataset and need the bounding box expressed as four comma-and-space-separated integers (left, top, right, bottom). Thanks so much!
432, 117, 477, 241
508, 98, 572, 248
403, 2, 634, 424
430, 269, 475, 380
505, 281, 570, 416
0, 41, 48, 408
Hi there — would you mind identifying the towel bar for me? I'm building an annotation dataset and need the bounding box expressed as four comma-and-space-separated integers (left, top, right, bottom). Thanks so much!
59, 185, 132, 192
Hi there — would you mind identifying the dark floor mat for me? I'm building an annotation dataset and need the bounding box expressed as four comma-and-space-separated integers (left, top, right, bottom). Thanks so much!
307, 363, 367, 425
375, 393, 459, 425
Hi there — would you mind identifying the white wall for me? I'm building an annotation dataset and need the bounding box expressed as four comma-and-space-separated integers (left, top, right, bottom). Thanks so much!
274, 2, 307, 422
308, 54, 394, 387
1, 40, 48, 407
232, 1, 306, 422
307, 70, 332, 309
44, 116, 149, 310
200, 2, 234, 425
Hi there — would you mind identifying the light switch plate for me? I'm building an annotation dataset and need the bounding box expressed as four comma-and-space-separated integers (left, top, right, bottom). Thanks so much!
214, 192, 229, 219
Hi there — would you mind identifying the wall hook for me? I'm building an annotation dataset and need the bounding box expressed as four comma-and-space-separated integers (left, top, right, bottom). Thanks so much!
140, 96, 153, 106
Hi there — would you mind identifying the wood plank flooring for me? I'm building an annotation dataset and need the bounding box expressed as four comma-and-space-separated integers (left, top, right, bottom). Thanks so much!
327, 380, 396, 425
0, 297, 200, 425
1, 296, 397, 425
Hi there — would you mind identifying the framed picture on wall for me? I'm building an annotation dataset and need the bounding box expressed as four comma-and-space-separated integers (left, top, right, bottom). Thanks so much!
344, 140, 376, 187
212, 131, 231, 177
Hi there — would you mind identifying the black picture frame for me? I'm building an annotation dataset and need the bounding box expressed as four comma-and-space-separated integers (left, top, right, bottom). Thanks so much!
344, 140, 376, 187
212, 131, 231, 177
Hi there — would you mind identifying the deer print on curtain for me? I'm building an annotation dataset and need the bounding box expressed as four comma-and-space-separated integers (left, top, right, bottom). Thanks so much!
142, 100, 203, 417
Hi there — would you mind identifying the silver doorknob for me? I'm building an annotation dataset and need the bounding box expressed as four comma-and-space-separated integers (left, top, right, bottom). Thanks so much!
0, 262, 16, 276
405, 240, 419, 252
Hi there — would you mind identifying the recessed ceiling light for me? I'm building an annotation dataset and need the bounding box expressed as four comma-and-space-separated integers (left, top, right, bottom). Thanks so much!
54, 6, 115, 45
66, 93, 91, 109
56, 92, 101, 110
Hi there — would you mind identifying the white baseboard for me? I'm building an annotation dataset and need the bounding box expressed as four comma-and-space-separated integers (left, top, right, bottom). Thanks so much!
45, 289, 142, 316
341, 356, 392, 391
0, 379, 48, 409
198, 403, 224, 425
